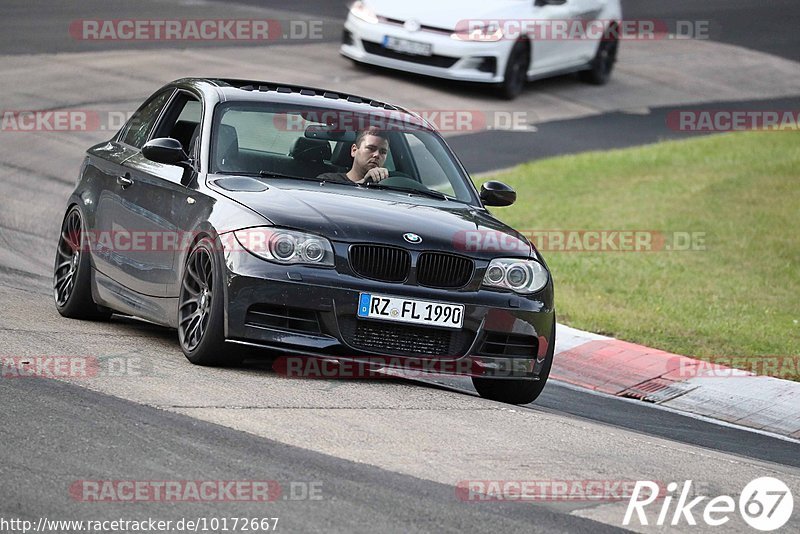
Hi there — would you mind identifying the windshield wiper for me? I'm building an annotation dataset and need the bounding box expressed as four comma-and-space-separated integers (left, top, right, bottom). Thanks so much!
257, 170, 319, 181
257, 171, 361, 187
365, 183, 449, 200
214, 170, 319, 181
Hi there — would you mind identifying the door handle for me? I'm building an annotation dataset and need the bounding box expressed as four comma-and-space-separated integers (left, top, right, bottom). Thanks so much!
117, 173, 133, 189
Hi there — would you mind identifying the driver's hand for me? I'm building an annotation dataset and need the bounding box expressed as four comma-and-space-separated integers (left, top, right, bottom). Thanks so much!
364, 167, 389, 183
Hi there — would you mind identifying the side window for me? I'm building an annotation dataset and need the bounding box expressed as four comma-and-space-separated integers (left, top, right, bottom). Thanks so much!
120, 90, 173, 149
220, 109, 287, 154
152, 93, 202, 155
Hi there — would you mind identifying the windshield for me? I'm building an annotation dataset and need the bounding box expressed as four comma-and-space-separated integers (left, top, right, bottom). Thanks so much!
210, 102, 477, 203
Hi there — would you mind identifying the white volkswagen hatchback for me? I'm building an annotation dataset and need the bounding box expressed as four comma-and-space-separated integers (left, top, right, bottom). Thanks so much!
341, 0, 622, 99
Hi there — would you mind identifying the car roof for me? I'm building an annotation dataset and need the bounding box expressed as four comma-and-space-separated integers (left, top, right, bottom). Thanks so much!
168, 77, 433, 131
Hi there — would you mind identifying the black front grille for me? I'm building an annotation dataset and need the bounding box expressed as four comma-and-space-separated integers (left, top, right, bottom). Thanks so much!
339, 316, 475, 360
362, 40, 459, 68
339, 318, 473, 358
417, 253, 474, 289
477, 332, 539, 357
245, 304, 321, 334
351, 322, 450, 355
349, 244, 410, 282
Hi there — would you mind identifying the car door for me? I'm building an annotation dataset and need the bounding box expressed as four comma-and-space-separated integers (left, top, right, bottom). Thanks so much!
92, 88, 175, 298
528, 0, 578, 74
113, 91, 206, 306
131, 91, 214, 301
567, 0, 609, 63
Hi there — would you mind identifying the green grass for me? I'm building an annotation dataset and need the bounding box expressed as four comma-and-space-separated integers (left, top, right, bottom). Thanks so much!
479, 131, 800, 378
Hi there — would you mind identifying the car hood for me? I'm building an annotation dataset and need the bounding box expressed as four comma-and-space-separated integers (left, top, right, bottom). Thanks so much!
214, 179, 532, 260
365, 0, 523, 30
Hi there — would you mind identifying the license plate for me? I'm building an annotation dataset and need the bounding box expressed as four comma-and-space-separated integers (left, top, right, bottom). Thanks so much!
383, 36, 433, 56
358, 293, 464, 329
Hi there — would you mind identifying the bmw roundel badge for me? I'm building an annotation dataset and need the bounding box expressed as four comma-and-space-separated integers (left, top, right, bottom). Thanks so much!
403, 233, 422, 244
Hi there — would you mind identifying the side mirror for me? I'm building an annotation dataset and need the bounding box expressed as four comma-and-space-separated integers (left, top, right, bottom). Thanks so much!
142, 137, 195, 186
480, 181, 517, 207
142, 137, 188, 165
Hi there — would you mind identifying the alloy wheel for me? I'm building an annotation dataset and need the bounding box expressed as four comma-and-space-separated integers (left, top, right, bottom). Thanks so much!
179, 246, 215, 352
54, 209, 83, 307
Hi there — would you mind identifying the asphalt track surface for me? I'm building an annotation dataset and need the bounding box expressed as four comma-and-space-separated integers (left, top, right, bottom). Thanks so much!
0, 377, 623, 533
451, 96, 800, 173
1, 1, 799, 532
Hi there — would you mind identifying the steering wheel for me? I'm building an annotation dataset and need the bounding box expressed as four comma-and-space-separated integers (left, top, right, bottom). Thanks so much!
367, 171, 431, 193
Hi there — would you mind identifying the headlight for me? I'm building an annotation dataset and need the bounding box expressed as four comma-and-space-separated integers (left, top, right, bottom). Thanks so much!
482, 258, 548, 294
350, 1, 379, 24
234, 228, 335, 267
452, 23, 503, 42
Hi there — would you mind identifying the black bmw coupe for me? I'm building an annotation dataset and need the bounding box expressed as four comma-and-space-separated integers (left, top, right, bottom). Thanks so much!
54, 78, 555, 404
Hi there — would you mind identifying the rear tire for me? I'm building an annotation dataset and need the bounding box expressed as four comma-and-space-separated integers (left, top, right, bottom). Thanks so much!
53, 206, 112, 320
178, 238, 241, 367
498, 40, 530, 100
472, 322, 555, 405
579, 36, 618, 85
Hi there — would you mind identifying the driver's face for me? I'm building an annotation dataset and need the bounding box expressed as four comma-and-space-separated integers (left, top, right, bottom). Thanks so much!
351, 135, 389, 172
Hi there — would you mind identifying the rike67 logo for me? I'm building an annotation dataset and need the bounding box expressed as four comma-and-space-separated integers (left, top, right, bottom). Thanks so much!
624, 477, 794, 531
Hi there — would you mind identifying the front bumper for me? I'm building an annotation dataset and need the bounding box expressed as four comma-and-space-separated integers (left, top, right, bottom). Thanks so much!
222, 243, 555, 380
341, 16, 512, 84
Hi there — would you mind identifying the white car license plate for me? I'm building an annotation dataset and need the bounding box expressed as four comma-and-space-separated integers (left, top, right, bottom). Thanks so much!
357, 293, 463, 329
383, 36, 433, 56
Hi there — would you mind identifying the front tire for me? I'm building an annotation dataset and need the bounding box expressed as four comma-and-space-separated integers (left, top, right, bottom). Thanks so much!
498, 40, 530, 100
472, 322, 555, 405
178, 238, 241, 366
53, 206, 111, 320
